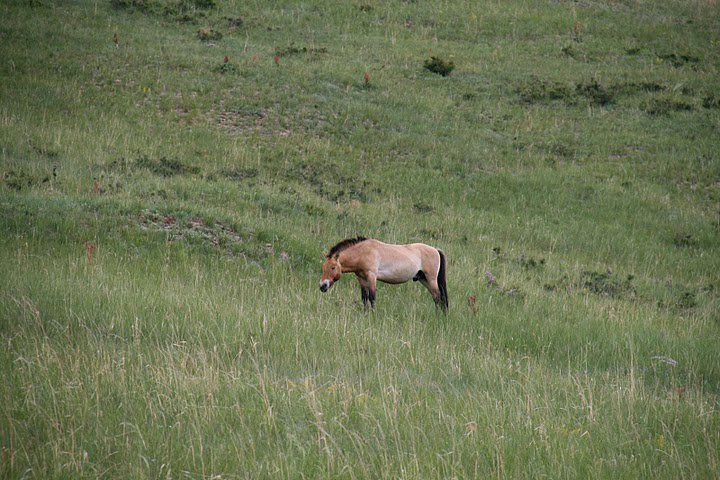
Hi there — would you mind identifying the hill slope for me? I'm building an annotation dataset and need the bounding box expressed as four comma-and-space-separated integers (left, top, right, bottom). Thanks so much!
1, 0, 719, 478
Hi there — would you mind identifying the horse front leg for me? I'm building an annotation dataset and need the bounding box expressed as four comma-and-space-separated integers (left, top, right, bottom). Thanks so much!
356, 275, 371, 308
356, 272, 377, 309
360, 284, 370, 307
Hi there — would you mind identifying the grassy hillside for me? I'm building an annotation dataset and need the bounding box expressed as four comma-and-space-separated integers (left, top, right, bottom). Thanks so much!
1, 0, 719, 478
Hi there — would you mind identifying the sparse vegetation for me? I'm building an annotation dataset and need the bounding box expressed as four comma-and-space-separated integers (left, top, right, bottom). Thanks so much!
1, 0, 719, 478
111, 0, 215, 22
197, 27, 222, 41
274, 43, 328, 57
517, 77, 573, 104
575, 78, 613, 106
656, 52, 701, 67
644, 95, 695, 115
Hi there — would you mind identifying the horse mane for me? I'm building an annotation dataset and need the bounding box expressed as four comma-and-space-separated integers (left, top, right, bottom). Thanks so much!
327, 236, 367, 258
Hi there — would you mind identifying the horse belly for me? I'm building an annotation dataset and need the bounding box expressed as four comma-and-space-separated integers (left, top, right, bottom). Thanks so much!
376, 257, 420, 284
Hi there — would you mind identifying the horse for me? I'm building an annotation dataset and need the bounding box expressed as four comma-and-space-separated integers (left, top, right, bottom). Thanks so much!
319, 237, 448, 312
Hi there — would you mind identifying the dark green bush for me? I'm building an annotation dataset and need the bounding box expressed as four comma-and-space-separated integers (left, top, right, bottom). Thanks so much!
576, 79, 613, 106
517, 77, 572, 104
424, 56, 454, 76
644, 96, 694, 115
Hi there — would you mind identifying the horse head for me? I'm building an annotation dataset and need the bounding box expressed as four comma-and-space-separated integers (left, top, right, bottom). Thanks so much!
319, 254, 342, 292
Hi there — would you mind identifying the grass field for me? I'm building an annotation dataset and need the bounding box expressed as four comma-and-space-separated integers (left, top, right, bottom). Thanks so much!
1, 0, 719, 478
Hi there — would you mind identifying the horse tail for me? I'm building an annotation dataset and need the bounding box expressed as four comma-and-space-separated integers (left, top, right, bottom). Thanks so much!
437, 249, 448, 312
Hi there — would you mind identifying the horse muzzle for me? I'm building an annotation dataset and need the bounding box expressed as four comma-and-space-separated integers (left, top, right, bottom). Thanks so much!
319, 280, 332, 292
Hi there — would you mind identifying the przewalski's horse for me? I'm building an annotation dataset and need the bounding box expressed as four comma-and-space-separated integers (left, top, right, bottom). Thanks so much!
319, 237, 448, 312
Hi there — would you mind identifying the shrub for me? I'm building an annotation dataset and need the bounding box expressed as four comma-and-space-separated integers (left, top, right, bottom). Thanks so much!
274, 43, 328, 57
111, 0, 215, 18
576, 79, 613, 106
703, 94, 720, 109
2, 169, 51, 191
517, 77, 572, 104
644, 96, 694, 115
656, 52, 700, 67
424, 56, 454, 76
582, 270, 635, 298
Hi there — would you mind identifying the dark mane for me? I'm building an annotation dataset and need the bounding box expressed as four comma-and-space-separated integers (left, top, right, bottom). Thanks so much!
327, 236, 367, 258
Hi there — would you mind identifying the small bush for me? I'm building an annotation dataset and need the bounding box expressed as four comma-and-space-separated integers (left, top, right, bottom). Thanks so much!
675, 291, 698, 309
274, 43, 328, 57
424, 56, 455, 76
656, 52, 700, 67
612, 81, 665, 96
412, 202, 434, 213
137, 156, 200, 177
576, 79, 613, 106
218, 56, 235, 73
225, 16, 244, 28
519, 255, 545, 270
517, 77, 572, 104
218, 167, 259, 182
703, 94, 720, 109
110, 0, 151, 12
561, 44, 581, 60
192, 0, 215, 8
218, 62, 234, 73
106, 155, 200, 177
112, 0, 214, 20
658, 290, 699, 311
582, 270, 635, 298
673, 233, 698, 248
644, 96, 694, 115
2, 169, 51, 191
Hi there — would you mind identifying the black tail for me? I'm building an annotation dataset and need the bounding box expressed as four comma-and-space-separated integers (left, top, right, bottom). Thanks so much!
437, 249, 449, 312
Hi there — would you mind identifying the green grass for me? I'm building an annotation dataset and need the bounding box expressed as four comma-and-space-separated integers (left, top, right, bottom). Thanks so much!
1, 0, 719, 478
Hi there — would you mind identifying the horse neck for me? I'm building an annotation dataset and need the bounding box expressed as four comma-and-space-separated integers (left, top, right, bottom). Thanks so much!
337, 247, 362, 273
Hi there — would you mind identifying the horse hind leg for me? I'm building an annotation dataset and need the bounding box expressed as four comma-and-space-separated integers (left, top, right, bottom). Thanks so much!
427, 279, 443, 308
419, 272, 445, 311
367, 273, 377, 308
422, 249, 448, 312
416, 274, 439, 304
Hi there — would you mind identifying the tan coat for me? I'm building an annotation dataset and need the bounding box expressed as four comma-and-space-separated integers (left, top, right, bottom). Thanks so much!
320, 238, 448, 311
